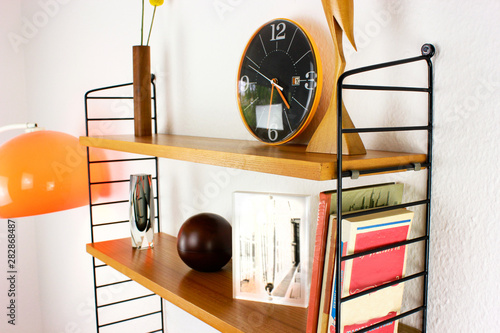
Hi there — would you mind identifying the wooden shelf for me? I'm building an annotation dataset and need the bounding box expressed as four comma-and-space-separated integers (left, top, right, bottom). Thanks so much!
87, 233, 420, 333
399, 324, 422, 333
87, 233, 306, 333
79, 134, 426, 181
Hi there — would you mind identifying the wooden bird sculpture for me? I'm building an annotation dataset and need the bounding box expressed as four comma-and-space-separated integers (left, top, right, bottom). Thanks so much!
306, 0, 366, 155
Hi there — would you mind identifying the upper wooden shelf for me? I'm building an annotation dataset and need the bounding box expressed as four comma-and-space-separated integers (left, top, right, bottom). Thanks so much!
79, 134, 426, 181
87, 233, 306, 333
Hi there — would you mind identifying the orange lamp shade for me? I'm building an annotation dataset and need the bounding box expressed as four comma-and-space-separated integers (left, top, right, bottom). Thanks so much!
0, 130, 108, 218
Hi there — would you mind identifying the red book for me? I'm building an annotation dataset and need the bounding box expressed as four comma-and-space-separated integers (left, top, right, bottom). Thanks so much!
306, 192, 331, 332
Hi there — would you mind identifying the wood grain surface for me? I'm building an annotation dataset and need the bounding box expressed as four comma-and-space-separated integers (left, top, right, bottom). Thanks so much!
87, 233, 306, 333
80, 134, 426, 181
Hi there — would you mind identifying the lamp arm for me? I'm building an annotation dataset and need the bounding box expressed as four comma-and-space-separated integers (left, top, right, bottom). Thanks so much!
0, 123, 38, 134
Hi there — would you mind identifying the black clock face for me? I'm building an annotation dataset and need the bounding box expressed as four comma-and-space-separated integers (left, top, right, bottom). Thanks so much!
237, 19, 322, 145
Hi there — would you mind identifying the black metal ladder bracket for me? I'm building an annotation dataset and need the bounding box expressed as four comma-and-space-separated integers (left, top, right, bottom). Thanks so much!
334, 44, 435, 333
84, 75, 165, 333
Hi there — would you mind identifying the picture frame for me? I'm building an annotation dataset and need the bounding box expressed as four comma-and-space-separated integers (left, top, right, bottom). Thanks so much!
232, 191, 311, 307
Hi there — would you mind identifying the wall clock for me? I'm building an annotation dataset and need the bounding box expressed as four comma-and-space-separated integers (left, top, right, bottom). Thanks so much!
237, 18, 323, 145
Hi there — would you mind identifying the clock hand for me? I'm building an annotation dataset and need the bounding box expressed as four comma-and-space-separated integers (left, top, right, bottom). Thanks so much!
272, 79, 290, 109
248, 65, 285, 91
267, 83, 275, 129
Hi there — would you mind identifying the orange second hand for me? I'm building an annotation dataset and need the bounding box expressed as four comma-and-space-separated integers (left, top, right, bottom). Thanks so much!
267, 84, 274, 129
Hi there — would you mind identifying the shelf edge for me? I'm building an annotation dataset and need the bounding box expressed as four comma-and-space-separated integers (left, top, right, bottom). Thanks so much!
86, 238, 244, 333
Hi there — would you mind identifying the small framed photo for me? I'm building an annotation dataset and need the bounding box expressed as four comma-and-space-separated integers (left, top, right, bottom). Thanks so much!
233, 191, 311, 307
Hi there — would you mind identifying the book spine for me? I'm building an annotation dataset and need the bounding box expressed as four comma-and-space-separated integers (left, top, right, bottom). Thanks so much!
328, 240, 347, 333
306, 193, 331, 332
316, 218, 337, 332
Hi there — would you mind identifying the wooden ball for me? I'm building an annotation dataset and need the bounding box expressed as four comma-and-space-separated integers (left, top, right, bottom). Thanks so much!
177, 213, 232, 272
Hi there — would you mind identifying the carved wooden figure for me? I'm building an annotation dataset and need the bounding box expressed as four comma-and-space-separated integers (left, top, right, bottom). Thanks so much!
306, 0, 366, 155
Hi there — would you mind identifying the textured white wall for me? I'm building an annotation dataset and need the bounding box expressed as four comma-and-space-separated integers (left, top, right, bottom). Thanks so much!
0, 1, 42, 333
0, 0, 498, 332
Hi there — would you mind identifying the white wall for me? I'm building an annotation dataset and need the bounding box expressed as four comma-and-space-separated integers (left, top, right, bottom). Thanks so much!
0, 0, 28, 141
0, 1, 42, 333
0, 0, 498, 332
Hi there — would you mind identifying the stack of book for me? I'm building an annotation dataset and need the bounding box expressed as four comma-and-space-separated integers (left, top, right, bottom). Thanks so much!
307, 183, 413, 333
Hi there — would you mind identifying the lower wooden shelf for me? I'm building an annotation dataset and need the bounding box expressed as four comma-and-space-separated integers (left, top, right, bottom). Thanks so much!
87, 232, 421, 333
399, 323, 422, 333
87, 232, 306, 333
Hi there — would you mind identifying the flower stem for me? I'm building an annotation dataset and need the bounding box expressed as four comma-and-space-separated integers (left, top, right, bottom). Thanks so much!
141, 0, 145, 45
146, 6, 157, 46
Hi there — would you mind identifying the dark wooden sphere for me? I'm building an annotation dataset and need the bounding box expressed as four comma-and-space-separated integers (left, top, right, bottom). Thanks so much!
177, 213, 232, 272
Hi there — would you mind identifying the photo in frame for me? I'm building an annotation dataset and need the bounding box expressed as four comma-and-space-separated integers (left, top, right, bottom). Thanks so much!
232, 191, 311, 307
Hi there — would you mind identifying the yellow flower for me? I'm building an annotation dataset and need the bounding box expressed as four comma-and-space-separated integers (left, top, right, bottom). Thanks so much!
139, 0, 164, 46
149, 0, 164, 6
144, 0, 163, 46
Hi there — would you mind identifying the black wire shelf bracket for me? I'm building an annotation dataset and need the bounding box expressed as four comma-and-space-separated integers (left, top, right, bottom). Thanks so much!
334, 44, 435, 333
84, 74, 165, 333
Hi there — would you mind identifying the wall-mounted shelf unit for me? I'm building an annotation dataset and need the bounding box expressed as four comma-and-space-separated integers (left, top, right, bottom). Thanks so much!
82, 44, 434, 332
